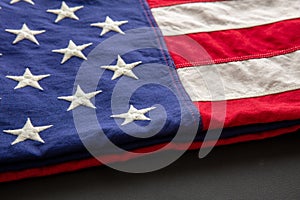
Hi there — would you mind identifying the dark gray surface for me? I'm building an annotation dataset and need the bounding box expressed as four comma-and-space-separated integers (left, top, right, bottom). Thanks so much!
1, 131, 300, 200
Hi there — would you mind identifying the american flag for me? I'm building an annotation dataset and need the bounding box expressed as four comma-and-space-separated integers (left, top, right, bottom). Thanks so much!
0, 0, 299, 182
149, 0, 300, 140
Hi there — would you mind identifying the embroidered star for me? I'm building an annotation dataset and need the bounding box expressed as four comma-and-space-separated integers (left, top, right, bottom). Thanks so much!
52, 40, 92, 64
6, 68, 50, 90
47, 1, 84, 23
101, 55, 142, 80
91, 16, 128, 36
3, 118, 53, 145
111, 105, 156, 125
5, 23, 45, 45
58, 85, 102, 111
10, 0, 35, 5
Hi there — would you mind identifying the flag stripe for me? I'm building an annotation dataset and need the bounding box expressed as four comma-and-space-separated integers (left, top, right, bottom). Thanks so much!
147, 0, 220, 8
194, 90, 300, 130
149, 0, 300, 144
177, 50, 300, 101
164, 18, 300, 67
151, 0, 300, 36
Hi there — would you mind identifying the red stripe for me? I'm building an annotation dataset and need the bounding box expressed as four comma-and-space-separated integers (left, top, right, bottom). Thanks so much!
164, 19, 300, 68
147, 0, 221, 8
0, 125, 299, 182
195, 90, 300, 130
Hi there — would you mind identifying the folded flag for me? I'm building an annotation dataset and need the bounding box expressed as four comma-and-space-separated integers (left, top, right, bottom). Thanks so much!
0, 0, 299, 182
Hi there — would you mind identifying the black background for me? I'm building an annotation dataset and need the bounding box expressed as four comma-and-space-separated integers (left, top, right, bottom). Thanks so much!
1, 131, 300, 200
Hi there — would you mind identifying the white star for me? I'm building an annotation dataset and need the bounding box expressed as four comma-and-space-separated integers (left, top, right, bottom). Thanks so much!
101, 55, 142, 80
6, 68, 50, 90
5, 23, 45, 45
52, 40, 92, 64
47, 1, 84, 23
111, 105, 156, 125
58, 85, 102, 111
91, 16, 128, 36
10, 0, 35, 5
3, 118, 53, 145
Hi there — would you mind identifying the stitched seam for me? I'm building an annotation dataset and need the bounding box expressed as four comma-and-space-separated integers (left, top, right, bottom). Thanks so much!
224, 86, 300, 100
139, 0, 199, 125
175, 46, 300, 68
193, 87, 300, 101
150, 0, 222, 9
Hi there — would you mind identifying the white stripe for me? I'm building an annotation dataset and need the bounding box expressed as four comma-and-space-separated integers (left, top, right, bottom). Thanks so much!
177, 51, 300, 101
152, 0, 300, 36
